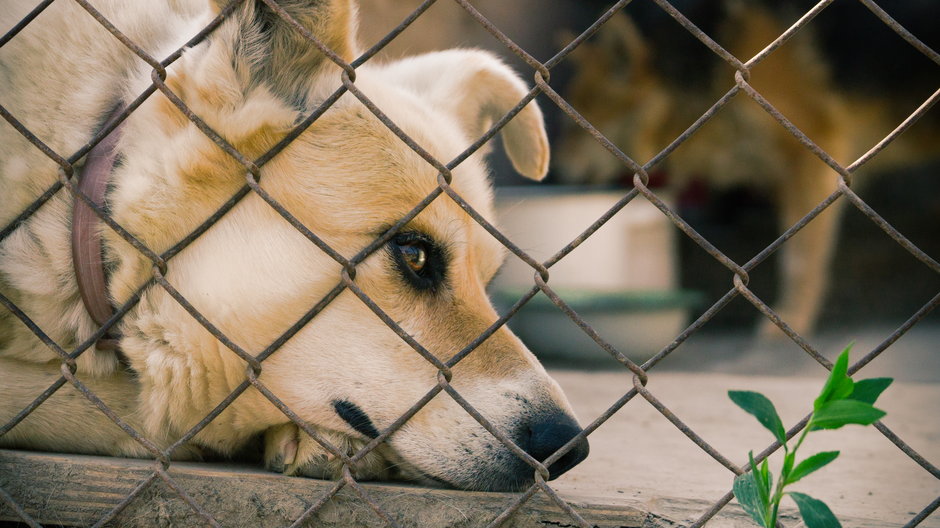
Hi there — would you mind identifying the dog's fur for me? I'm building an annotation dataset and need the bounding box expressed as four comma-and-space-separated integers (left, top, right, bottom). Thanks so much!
0, 0, 587, 491
555, 1, 938, 337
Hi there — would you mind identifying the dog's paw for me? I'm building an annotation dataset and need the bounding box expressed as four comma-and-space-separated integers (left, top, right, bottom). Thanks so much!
263, 423, 394, 481
169, 442, 209, 462
263, 423, 300, 473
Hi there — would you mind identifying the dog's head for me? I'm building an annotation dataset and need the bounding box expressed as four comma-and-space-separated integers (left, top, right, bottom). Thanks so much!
107, 0, 586, 491
554, 7, 734, 185
553, 10, 674, 185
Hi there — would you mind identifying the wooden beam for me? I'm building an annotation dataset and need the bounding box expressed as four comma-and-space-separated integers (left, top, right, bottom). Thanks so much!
0, 450, 655, 527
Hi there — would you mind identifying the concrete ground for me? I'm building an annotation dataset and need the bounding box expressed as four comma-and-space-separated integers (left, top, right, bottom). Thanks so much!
541, 323, 940, 527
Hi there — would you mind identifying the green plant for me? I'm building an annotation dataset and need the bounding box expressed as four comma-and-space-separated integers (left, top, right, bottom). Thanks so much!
729, 345, 892, 528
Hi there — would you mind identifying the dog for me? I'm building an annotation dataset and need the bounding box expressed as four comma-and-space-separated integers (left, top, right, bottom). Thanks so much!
0, 0, 589, 492
554, 1, 939, 338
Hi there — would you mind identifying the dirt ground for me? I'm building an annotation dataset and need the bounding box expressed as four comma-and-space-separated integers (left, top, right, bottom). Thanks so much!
542, 324, 940, 527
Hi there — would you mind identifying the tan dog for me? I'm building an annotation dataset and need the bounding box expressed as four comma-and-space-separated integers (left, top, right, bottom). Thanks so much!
555, 4, 938, 338
0, 0, 588, 491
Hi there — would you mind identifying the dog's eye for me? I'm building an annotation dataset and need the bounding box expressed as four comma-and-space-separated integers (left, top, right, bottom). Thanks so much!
390, 233, 445, 291
400, 241, 427, 273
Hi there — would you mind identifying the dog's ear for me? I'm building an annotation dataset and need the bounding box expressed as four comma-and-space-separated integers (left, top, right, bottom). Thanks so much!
567, 12, 648, 74
204, 0, 359, 107
378, 50, 549, 181
151, 1, 361, 177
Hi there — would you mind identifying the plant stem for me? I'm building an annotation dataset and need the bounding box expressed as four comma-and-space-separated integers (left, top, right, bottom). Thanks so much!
767, 413, 815, 526
793, 415, 814, 453
768, 446, 787, 526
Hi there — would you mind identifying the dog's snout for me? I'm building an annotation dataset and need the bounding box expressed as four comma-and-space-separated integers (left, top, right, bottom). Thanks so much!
521, 413, 589, 480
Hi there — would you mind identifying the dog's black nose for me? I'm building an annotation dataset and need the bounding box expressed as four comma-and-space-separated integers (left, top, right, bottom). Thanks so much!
521, 413, 589, 480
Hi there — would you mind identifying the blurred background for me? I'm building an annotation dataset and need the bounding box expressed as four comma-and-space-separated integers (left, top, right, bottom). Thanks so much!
357, 0, 939, 376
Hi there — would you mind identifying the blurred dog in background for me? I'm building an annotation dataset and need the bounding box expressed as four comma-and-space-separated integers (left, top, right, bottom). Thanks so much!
554, 0, 938, 337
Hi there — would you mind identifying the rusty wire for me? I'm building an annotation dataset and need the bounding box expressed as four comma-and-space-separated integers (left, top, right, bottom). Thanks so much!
1, 0, 938, 527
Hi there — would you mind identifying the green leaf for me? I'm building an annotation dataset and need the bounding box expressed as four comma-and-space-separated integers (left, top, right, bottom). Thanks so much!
786, 451, 840, 485
814, 346, 854, 411
759, 458, 774, 501
729, 391, 787, 444
750, 451, 771, 509
734, 471, 769, 527
849, 378, 893, 405
810, 400, 886, 430
789, 492, 842, 528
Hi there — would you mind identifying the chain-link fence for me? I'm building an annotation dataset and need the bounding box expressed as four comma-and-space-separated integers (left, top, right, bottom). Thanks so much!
1, 0, 938, 526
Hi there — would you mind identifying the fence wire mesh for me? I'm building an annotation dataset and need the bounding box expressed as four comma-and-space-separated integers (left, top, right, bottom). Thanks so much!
0, 0, 938, 527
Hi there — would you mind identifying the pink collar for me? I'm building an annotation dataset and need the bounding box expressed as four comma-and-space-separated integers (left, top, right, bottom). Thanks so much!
71, 108, 125, 351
